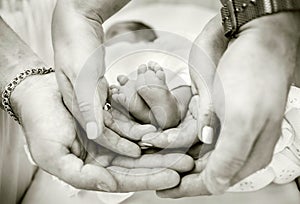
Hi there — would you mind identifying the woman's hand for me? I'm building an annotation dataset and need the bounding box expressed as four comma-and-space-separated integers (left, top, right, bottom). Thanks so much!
158, 12, 300, 197
52, 0, 135, 156
10, 73, 192, 192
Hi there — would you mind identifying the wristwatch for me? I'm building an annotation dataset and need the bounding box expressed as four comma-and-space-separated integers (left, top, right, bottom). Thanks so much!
221, 0, 300, 38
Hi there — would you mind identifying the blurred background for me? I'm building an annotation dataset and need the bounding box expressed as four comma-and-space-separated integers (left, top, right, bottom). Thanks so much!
0, 0, 221, 11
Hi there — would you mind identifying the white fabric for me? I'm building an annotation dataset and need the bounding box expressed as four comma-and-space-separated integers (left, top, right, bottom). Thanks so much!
228, 86, 300, 192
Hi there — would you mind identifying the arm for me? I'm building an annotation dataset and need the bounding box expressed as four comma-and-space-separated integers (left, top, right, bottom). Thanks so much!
0, 16, 46, 107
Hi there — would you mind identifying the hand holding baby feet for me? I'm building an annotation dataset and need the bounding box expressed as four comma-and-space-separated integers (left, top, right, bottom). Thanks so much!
104, 108, 157, 141
141, 96, 217, 152
136, 61, 181, 129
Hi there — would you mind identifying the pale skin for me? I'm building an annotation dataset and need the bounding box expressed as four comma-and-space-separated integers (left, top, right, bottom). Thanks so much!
52, 0, 131, 142
108, 61, 203, 152
52, 0, 300, 197
110, 68, 215, 176
112, 12, 300, 197
111, 61, 192, 130
157, 12, 300, 197
0, 16, 195, 192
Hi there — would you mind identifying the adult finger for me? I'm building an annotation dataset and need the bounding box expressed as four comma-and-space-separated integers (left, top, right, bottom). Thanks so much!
107, 167, 180, 192
158, 133, 269, 199
141, 113, 198, 148
105, 109, 157, 141
157, 174, 210, 198
74, 46, 106, 140
31, 140, 117, 192
111, 153, 194, 173
93, 127, 141, 158
75, 111, 141, 158
192, 152, 212, 173
189, 14, 228, 144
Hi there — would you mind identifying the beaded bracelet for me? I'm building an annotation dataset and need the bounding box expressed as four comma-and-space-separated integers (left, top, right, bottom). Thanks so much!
1, 67, 55, 124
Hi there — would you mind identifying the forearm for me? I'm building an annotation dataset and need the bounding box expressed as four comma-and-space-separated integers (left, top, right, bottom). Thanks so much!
0, 17, 46, 109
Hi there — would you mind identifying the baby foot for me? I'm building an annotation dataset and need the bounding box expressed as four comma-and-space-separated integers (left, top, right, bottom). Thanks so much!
136, 61, 181, 129
111, 72, 154, 124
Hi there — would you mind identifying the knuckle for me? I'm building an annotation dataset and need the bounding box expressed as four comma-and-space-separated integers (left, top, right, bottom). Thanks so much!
78, 101, 93, 113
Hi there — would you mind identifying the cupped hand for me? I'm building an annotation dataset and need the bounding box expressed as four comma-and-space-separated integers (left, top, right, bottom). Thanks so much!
51, 0, 138, 157
140, 95, 217, 153
158, 12, 300, 198
10, 73, 194, 192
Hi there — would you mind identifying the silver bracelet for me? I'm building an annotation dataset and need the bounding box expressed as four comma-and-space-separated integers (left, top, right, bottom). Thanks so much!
1, 67, 55, 124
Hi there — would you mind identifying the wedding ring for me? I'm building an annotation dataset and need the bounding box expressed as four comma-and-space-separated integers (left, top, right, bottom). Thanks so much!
104, 103, 112, 111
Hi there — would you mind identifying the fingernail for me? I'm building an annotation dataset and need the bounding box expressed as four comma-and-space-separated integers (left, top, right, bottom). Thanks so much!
138, 142, 154, 147
86, 122, 98, 140
202, 126, 214, 144
97, 183, 111, 192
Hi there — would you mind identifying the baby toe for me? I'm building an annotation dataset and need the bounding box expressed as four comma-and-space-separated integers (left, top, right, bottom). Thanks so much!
117, 75, 129, 85
110, 84, 119, 89
156, 70, 166, 82
138, 64, 147, 74
153, 63, 163, 72
110, 85, 120, 94
148, 61, 158, 70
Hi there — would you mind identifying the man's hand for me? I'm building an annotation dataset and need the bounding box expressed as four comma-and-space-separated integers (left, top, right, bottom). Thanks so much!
52, 0, 137, 156
158, 12, 300, 197
10, 73, 193, 192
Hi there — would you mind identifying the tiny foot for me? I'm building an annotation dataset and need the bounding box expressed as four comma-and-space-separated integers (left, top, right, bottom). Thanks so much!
111, 74, 154, 124
136, 61, 181, 129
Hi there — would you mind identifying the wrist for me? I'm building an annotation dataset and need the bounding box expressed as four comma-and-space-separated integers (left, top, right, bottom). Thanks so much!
52, 1, 105, 73
10, 73, 58, 124
240, 12, 300, 38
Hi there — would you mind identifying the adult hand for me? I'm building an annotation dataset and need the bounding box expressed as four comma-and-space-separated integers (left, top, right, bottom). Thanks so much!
52, 0, 138, 157
140, 96, 217, 155
10, 73, 193, 192
158, 12, 300, 197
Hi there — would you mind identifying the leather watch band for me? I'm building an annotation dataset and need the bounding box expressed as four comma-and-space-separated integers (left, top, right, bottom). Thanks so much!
221, 0, 300, 38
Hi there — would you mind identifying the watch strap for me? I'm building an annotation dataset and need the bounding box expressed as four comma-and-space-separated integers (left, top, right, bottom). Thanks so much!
221, 0, 300, 38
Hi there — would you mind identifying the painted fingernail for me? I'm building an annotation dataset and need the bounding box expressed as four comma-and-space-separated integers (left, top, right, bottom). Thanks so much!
86, 122, 98, 140
97, 183, 111, 192
138, 142, 154, 147
202, 126, 214, 144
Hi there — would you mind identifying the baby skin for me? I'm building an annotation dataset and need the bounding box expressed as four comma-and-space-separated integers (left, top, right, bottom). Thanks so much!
111, 61, 192, 130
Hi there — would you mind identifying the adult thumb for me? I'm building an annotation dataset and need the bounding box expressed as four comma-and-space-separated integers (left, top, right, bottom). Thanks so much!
75, 46, 107, 140
189, 14, 228, 143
